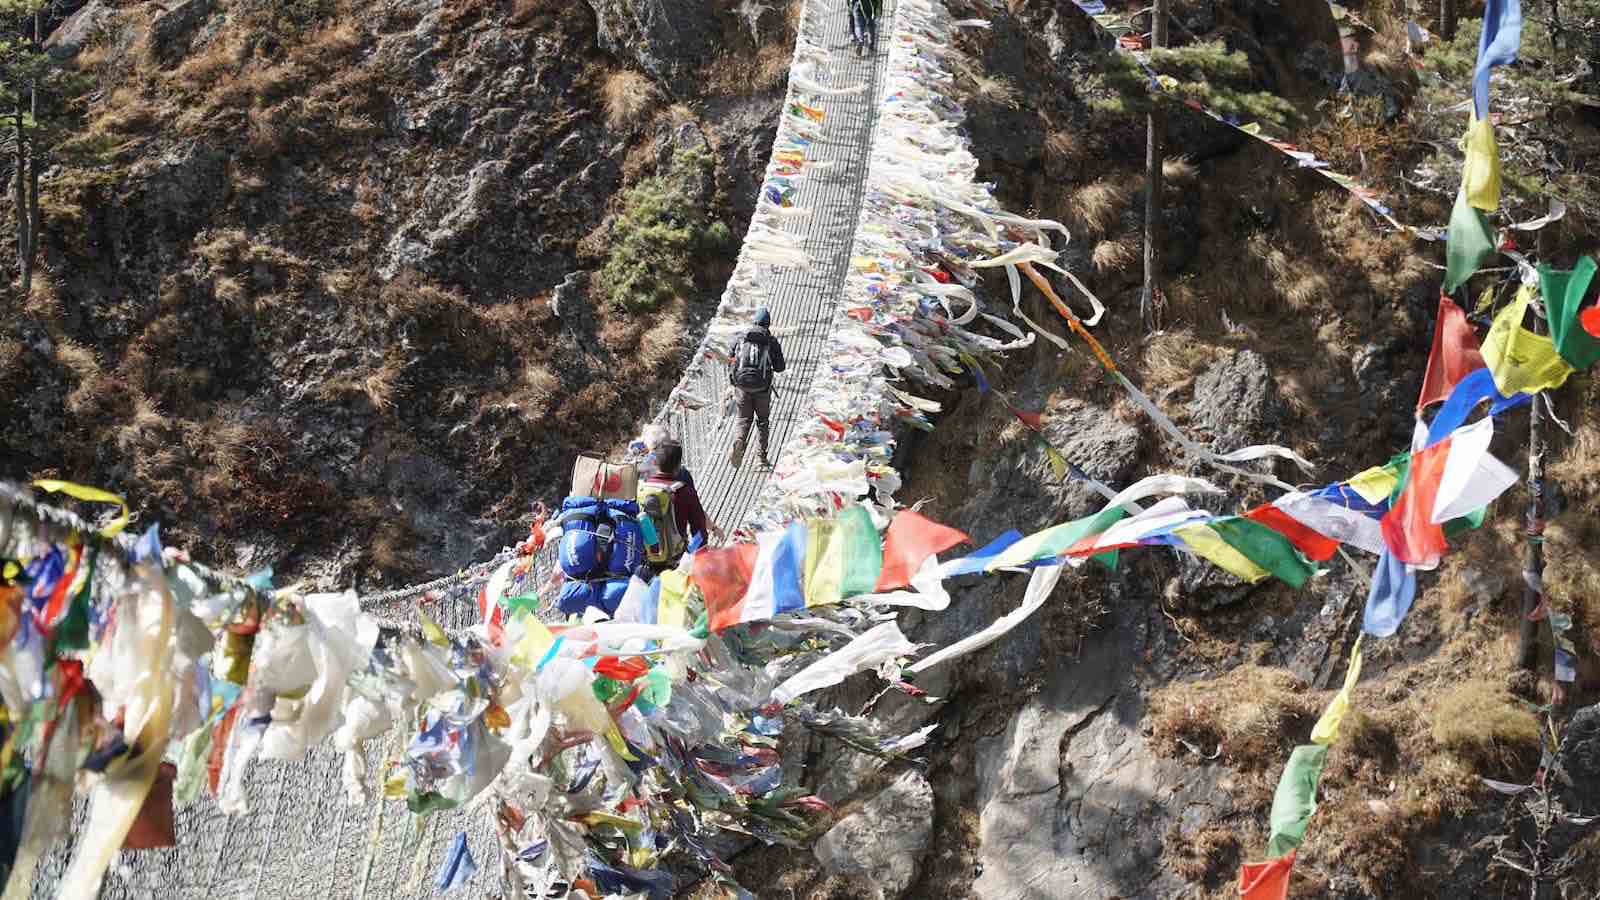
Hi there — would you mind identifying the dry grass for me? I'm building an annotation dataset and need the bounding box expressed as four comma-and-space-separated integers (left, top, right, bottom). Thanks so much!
1090, 238, 1135, 273
1164, 825, 1242, 888
1066, 180, 1127, 236
1148, 666, 1317, 772
1044, 130, 1082, 164
602, 69, 656, 132
1429, 679, 1542, 775
1140, 329, 1226, 389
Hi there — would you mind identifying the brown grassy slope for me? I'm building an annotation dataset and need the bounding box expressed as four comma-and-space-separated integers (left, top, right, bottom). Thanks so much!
0, 0, 793, 583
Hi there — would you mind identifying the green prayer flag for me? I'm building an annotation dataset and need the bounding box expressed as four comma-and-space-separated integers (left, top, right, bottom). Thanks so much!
1265, 744, 1328, 858
54, 549, 95, 652
1540, 256, 1600, 369
837, 505, 883, 599
406, 790, 458, 815
1207, 518, 1319, 589
1445, 187, 1495, 294
1443, 505, 1487, 539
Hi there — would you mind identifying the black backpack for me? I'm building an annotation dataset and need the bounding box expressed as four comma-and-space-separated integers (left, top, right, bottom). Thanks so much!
730, 337, 772, 392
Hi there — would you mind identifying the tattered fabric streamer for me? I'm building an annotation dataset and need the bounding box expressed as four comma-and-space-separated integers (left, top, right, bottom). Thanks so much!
771, 621, 920, 703
58, 567, 177, 900
909, 563, 1064, 673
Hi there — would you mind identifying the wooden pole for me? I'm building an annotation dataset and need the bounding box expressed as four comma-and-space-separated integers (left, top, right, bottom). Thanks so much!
1141, 0, 1168, 332
1517, 319, 1546, 671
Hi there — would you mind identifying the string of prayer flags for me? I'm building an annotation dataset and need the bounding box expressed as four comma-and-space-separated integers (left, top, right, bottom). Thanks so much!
1445, 185, 1496, 293
1423, 367, 1528, 448
1482, 286, 1576, 395
1461, 115, 1502, 212
876, 510, 969, 591
1539, 256, 1600, 369
1380, 418, 1518, 569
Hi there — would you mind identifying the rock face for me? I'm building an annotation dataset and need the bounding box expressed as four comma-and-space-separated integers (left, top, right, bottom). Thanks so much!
44, 1, 113, 60
1188, 349, 1283, 454
584, 0, 717, 95
148, 0, 216, 63
814, 770, 936, 899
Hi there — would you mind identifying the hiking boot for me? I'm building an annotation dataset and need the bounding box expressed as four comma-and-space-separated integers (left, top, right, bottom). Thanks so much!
728, 445, 744, 468
759, 454, 773, 468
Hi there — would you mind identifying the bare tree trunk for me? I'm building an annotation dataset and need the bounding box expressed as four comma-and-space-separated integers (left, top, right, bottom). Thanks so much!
1141, 0, 1168, 332
1440, 0, 1457, 41
15, 112, 30, 294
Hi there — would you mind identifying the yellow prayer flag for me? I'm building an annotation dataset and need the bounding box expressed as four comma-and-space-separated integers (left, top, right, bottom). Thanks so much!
1172, 525, 1271, 583
509, 616, 557, 670
1461, 115, 1501, 212
1311, 637, 1363, 745
32, 479, 129, 538
1344, 466, 1400, 505
658, 570, 690, 629
1482, 286, 1576, 395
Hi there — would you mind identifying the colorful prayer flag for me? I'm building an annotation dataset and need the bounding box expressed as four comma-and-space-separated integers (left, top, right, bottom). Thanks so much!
1311, 638, 1363, 745
941, 529, 1023, 577
1416, 293, 1488, 412
988, 506, 1126, 571
1540, 256, 1600, 369
1173, 523, 1272, 583
1472, 0, 1523, 120
876, 510, 969, 591
1244, 503, 1339, 562
692, 542, 761, 632
1363, 548, 1417, 637
1482, 285, 1576, 395
740, 523, 809, 624
1205, 518, 1319, 587
435, 832, 478, 892
1445, 187, 1495, 293
1239, 850, 1296, 900
803, 505, 882, 605
1266, 744, 1328, 858
1461, 116, 1502, 211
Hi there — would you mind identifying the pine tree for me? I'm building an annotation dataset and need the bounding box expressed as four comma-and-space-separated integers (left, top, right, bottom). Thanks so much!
0, 0, 65, 295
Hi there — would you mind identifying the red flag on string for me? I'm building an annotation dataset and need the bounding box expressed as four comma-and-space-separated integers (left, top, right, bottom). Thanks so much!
876, 511, 969, 591
1416, 293, 1487, 413
1239, 849, 1295, 900
1581, 305, 1600, 338
1380, 438, 1452, 566
691, 543, 761, 631
1244, 503, 1339, 561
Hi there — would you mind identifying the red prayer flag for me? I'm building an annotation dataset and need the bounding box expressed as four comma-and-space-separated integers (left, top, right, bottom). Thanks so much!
1239, 849, 1295, 900
876, 511, 969, 591
1245, 504, 1339, 561
1582, 305, 1600, 339
1416, 293, 1487, 413
593, 656, 651, 681
1380, 438, 1452, 566
691, 543, 761, 632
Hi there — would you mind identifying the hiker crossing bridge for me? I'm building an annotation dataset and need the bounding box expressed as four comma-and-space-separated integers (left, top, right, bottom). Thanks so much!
32, 0, 899, 895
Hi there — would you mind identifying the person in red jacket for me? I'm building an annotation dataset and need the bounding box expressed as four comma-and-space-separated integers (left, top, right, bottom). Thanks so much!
641, 439, 725, 573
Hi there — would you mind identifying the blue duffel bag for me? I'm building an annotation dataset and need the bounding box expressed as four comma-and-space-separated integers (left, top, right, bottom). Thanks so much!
557, 577, 630, 617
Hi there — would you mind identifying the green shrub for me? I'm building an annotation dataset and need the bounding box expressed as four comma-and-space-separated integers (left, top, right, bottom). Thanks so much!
600, 147, 719, 310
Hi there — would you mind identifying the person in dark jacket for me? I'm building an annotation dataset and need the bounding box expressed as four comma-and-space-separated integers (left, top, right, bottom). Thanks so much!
849, 0, 881, 56
728, 307, 786, 468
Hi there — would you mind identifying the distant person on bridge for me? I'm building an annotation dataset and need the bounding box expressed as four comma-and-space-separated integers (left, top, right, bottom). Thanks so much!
638, 438, 724, 572
849, 0, 880, 57
728, 307, 786, 469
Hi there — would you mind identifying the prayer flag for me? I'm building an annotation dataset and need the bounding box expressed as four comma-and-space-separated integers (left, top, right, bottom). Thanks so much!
1363, 548, 1417, 637
1206, 518, 1319, 587
803, 505, 882, 604
435, 832, 478, 892
1482, 285, 1576, 395
1382, 418, 1514, 568
1416, 293, 1487, 412
1239, 850, 1295, 900
1064, 497, 1211, 557
1266, 744, 1328, 858
1540, 256, 1600, 369
1582, 304, 1600, 339
1244, 503, 1339, 561
741, 522, 808, 624
876, 510, 969, 591
1444, 187, 1495, 293
988, 505, 1127, 571
1461, 116, 1501, 211
1173, 523, 1272, 583
1424, 367, 1528, 448
692, 542, 761, 632
1472, 0, 1523, 120
941, 529, 1023, 577
1311, 638, 1363, 745
1270, 491, 1386, 556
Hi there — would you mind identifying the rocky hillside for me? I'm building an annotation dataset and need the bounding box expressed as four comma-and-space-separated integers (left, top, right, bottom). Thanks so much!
0, 0, 793, 585
730, 0, 1600, 897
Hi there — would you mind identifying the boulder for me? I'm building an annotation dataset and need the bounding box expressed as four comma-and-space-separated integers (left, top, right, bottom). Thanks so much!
584, 0, 717, 95
1188, 349, 1283, 454
148, 0, 215, 64
44, 1, 113, 61
813, 770, 935, 899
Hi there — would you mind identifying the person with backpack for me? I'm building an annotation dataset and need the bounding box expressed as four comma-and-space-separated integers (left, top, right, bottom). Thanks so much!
637, 438, 724, 573
728, 307, 786, 468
